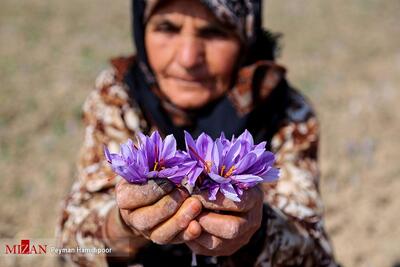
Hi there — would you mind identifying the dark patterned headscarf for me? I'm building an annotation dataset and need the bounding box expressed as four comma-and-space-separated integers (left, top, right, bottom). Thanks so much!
143, 0, 261, 43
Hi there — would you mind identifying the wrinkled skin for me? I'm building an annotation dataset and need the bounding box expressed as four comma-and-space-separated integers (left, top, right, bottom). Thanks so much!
189, 187, 264, 256
117, 179, 203, 245
145, 0, 241, 110
114, 178, 263, 256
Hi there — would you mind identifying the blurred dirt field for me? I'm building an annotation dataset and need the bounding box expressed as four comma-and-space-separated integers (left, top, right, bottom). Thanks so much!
1, 1, 399, 266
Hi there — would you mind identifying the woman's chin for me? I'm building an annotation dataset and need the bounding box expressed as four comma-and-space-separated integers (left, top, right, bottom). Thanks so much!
168, 93, 211, 110
158, 85, 211, 109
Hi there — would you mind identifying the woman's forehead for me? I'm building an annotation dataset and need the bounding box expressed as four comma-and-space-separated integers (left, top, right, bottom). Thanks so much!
146, 0, 220, 24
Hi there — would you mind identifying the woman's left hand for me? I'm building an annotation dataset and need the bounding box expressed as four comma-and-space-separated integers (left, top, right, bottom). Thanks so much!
188, 186, 264, 256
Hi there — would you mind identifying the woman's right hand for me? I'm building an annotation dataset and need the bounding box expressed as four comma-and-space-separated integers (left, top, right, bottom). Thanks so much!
116, 178, 203, 245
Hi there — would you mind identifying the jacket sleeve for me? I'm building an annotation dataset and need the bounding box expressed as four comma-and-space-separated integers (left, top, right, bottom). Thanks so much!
56, 67, 146, 267
256, 115, 338, 267
224, 86, 338, 267
255, 83, 340, 267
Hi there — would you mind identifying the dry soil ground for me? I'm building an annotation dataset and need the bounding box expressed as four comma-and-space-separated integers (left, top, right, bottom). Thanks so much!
1, 1, 399, 266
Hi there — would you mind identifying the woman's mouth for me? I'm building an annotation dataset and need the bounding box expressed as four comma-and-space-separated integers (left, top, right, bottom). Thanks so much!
166, 75, 211, 88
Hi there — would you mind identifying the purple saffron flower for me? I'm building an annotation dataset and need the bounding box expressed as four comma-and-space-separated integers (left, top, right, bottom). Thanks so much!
184, 131, 215, 186
186, 130, 280, 202
104, 131, 194, 184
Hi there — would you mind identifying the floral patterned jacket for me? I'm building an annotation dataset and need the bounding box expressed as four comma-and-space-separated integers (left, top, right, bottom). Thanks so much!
56, 56, 339, 267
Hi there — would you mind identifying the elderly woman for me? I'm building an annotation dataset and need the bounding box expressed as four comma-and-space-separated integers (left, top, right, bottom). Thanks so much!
57, 0, 339, 266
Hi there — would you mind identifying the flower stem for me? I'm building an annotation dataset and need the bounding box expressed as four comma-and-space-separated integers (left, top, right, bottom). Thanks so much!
191, 252, 197, 266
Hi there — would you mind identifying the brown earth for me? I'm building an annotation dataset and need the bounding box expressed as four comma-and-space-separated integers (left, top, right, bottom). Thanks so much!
1, 1, 399, 266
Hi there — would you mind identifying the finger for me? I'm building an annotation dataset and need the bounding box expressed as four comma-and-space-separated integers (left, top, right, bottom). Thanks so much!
247, 200, 263, 231
170, 220, 202, 244
182, 220, 202, 241
128, 188, 189, 231
189, 228, 256, 257
192, 186, 263, 212
187, 240, 216, 256
192, 232, 223, 251
186, 234, 225, 257
119, 208, 150, 239
197, 211, 248, 239
149, 197, 202, 245
116, 178, 174, 210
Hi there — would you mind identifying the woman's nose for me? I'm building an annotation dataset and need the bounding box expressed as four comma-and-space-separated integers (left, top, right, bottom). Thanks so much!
177, 37, 205, 70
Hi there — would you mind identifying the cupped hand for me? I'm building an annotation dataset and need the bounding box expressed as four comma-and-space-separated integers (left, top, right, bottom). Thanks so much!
188, 186, 264, 256
116, 178, 203, 245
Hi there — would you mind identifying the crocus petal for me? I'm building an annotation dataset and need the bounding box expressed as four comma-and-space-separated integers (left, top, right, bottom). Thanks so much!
115, 166, 145, 183
136, 149, 147, 168
253, 141, 266, 150
109, 155, 126, 167
103, 145, 112, 163
223, 139, 242, 168
168, 175, 185, 184
209, 173, 230, 184
236, 181, 258, 190
236, 187, 243, 196
150, 131, 162, 147
237, 130, 253, 156
136, 132, 147, 149
184, 131, 196, 147
111, 166, 126, 178
196, 133, 213, 160
246, 152, 275, 175
261, 167, 280, 182
261, 151, 276, 166
220, 183, 241, 202
143, 136, 155, 167
235, 152, 257, 173
161, 134, 177, 160
147, 170, 158, 178
135, 164, 149, 177
164, 154, 189, 167
211, 138, 224, 170
208, 184, 220, 200
126, 165, 144, 178
231, 174, 263, 183
184, 131, 198, 159
121, 141, 134, 163
150, 131, 163, 160
158, 166, 178, 178
187, 166, 203, 186
251, 149, 265, 159
174, 160, 196, 176
237, 129, 254, 147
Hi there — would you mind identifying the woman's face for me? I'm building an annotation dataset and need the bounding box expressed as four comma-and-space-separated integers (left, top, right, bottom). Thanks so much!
145, 0, 241, 110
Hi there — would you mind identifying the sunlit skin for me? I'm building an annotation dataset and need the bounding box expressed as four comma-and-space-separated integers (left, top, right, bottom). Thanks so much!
106, 0, 264, 257
145, 0, 241, 110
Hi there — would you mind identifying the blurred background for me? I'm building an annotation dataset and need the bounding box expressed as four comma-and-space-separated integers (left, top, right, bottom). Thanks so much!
1, 0, 399, 266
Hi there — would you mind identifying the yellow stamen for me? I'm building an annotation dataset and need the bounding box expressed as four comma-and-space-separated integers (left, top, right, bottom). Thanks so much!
220, 165, 226, 176
225, 165, 236, 177
153, 162, 158, 171
205, 161, 213, 173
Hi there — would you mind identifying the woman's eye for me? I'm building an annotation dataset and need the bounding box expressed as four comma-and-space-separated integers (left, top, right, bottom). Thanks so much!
199, 27, 229, 39
154, 22, 180, 33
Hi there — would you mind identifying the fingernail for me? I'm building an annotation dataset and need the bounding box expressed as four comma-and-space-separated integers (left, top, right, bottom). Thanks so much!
189, 223, 201, 237
190, 199, 202, 214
